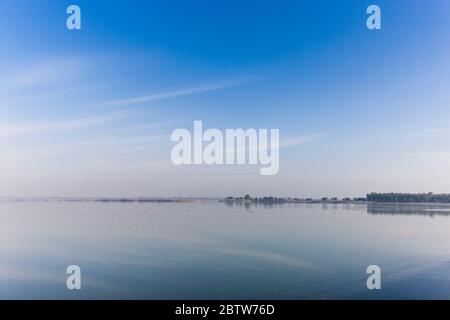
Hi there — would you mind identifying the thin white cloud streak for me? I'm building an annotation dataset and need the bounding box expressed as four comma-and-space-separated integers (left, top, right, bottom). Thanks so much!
223, 133, 324, 154
7, 58, 85, 88
408, 151, 450, 158
280, 133, 324, 148
0, 114, 124, 139
95, 81, 249, 107
0, 131, 169, 176
424, 128, 450, 134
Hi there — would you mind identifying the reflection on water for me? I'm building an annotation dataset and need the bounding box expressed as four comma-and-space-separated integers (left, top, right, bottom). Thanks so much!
0, 200, 449, 300
229, 200, 450, 216
367, 203, 450, 216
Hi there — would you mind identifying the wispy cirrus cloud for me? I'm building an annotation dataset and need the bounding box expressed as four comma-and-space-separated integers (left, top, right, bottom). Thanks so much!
0, 114, 124, 139
280, 133, 324, 148
95, 80, 251, 107
6, 58, 86, 88
223, 132, 324, 154
424, 128, 450, 134
408, 151, 450, 158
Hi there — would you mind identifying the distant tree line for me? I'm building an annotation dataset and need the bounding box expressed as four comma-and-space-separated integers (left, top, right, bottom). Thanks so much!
367, 192, 450, 203
226, 193, 450, 204
225, 195, 286, 203
225, 195, 368, 204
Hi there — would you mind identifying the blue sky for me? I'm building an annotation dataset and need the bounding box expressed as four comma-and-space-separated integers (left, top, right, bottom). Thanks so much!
1, 0, 450, 197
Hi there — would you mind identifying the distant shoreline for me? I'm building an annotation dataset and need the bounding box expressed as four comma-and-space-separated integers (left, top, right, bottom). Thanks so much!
222, 199, 450, 206
224, 193, 450, 205
2, 196, 450, 206
0, 197, 207, 203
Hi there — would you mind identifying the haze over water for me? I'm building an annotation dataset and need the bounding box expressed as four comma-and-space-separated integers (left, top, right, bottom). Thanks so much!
1, 200, 449, 299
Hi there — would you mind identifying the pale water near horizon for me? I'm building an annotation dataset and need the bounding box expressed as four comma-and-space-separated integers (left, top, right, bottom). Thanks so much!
1, 201, 449, 299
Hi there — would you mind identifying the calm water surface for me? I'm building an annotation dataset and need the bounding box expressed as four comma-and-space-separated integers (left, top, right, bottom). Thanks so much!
1, 201, 449, 299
